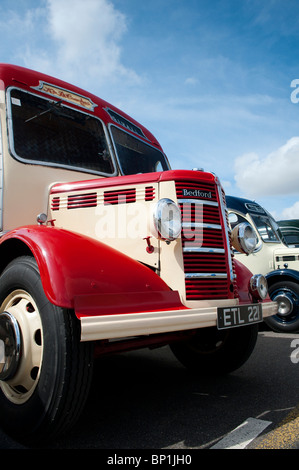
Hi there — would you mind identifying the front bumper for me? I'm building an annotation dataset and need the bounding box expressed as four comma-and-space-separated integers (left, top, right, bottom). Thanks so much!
76, 298, 278, 342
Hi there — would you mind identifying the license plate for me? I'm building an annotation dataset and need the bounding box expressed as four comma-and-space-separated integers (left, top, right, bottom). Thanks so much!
217, 304, 262, 329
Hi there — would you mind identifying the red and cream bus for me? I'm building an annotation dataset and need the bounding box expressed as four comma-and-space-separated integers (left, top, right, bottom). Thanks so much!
0, 64, 277, 444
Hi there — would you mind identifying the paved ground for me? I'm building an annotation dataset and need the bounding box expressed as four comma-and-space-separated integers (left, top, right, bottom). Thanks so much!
0, 330, 298, 451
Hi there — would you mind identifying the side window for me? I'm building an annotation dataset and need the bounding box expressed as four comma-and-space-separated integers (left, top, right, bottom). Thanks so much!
8, 88, 115, 176
110, 126, 169, 175
251, 215, 280, 242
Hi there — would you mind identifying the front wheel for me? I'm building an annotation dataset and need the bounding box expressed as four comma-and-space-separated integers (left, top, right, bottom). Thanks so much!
170, 324, 258, 375
265, 281, 299, 332
0, 256, 94, 445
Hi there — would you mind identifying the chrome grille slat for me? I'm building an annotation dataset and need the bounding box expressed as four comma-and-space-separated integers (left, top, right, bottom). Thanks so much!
182, 222, 222, 230
185, 273, 228, 279
178, 198, 218, 207
183, 247, 225, 253
176, 179, 234, 301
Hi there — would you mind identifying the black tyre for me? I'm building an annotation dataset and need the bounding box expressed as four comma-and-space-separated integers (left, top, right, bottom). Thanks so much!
0, 256, 94, 445
266, 281, 299, 333
170, 324, 258, 375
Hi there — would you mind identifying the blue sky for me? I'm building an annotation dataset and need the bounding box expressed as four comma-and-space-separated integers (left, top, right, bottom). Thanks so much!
0, 0, 299, 220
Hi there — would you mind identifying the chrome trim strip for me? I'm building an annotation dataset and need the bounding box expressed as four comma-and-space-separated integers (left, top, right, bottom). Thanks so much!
182, 222, 222, 230
216, 182, 234, 282
185, 273, 228, 279
183, 247, 225, 254
178, 198, 218, 207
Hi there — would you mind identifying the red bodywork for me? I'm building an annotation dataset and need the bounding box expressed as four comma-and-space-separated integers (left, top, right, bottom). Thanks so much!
0, 63, 162, 151
50, 169, 216, 195
0, 226, 185, 316
0, 223, 257, 323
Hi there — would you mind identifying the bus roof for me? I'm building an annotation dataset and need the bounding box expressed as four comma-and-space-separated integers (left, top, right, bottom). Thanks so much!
0, 63, 161, 150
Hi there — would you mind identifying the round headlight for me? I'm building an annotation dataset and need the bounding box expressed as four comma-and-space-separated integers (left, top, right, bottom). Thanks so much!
153, 198, 181, 241
250, 274, 268, 300
231, 222, 258, 255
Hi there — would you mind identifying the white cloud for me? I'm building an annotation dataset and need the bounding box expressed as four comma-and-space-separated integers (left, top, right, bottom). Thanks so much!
45, 0, 134, 81
0, 6, 45, 50
234, 137, 299, 198
221, 180, 232, 191
185, 77, 198, 85
1, 0, 140, 89
281, 201, 299, 220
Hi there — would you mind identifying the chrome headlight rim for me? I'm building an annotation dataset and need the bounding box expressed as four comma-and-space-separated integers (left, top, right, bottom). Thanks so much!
232, 222, 258, 255
153, 198, 182, 241
250, 274, 268, 300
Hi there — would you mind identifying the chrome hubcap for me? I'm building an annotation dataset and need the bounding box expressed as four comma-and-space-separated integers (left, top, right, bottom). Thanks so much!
274, 293, 293, 316
0, 290, 43, 404
0, 312, 21, 380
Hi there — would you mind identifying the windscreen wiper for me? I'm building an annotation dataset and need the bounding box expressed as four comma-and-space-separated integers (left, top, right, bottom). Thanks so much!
25, 100, 63, 123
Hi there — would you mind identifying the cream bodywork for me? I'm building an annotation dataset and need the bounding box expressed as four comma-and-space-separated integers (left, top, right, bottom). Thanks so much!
49, 179, 198, 308
50, 182, 161, 269
79, 301, 277, 341
49, 181, 275, 318
228, 209, 299, 275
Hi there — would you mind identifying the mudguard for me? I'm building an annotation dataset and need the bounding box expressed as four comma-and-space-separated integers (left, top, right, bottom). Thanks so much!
266, 268, 299, 286
234, 259, 273, 303
234, 259, 255, 303
0, 226, 183, 314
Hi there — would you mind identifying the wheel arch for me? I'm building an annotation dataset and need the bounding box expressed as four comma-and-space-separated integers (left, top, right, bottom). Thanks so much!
0, 238, 33, 276
0, 226, 173, 311
266, 269, 299, 289
264, 269, 299, 333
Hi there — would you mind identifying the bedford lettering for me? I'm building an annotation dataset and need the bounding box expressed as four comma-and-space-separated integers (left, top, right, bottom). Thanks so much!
182, 189, 212, 198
